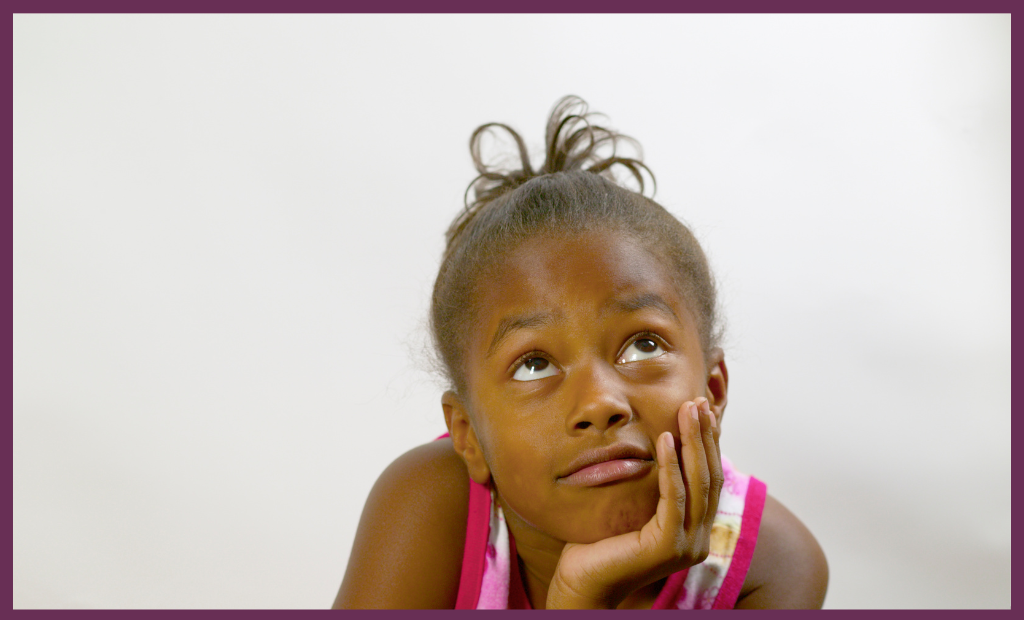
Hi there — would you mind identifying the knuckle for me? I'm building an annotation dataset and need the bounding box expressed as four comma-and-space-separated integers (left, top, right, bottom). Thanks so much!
692, 536, 711, 565
678, 547, 709, 567
709, 469, 724, 492
672, 486, 687, 504
696, 545, 710, 565
698, 472, 712, 498
673, 533, 712, 567
670, 539, 690, 561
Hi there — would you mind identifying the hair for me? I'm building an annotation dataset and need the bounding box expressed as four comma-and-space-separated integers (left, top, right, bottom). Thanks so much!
430, 96, 721, 394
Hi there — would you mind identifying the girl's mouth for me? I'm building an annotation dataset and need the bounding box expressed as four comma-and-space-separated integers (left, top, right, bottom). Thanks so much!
558, 443, 655, 487
559, 458, 654, 487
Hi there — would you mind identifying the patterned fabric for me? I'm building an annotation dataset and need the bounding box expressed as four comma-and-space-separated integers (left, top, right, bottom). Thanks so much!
671, 456, 761, 609
476, 492, 511, 608
456, 455, 766, 610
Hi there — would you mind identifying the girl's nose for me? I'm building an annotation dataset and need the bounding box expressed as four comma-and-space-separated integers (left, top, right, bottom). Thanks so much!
565, 362, 633, 433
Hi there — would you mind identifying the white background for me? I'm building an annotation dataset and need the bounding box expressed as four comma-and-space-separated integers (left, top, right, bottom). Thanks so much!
13, 14, 1010, 609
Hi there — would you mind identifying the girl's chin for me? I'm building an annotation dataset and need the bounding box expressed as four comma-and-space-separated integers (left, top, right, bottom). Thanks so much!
562, 506, 658, 544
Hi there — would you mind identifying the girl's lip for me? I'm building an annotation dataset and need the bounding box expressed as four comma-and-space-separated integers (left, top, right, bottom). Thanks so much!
559, 458, 654, 487
558, 442, 654, 486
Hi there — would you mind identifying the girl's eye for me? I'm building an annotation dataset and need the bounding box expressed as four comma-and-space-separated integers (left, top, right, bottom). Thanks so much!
618, 338, 666, 363
512, 357, 558, 381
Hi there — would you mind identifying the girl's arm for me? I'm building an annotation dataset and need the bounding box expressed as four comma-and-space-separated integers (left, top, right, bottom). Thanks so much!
332, 439, 469, 609
735, 494, 829, 609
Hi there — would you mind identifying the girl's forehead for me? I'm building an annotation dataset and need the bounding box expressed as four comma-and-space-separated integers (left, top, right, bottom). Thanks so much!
503, 230, 669, 286
473, 231, 693, 332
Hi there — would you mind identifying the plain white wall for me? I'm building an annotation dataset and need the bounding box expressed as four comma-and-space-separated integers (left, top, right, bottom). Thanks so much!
13, 14, 1009, 609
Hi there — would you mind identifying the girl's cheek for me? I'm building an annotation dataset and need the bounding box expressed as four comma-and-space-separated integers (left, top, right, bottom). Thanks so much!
640, 382, 699, 429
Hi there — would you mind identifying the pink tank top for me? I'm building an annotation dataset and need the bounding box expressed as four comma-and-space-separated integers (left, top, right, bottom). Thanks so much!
449, 444, 767, 609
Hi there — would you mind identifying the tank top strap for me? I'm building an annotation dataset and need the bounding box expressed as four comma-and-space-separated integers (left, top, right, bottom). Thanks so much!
658, 455, 767, 609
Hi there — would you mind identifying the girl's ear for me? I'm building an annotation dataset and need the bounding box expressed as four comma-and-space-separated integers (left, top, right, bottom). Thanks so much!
705, 347, 729, 425
442, 390, 492, 486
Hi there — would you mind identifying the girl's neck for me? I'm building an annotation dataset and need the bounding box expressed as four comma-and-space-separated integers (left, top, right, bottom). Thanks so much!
500, 507, 562, 609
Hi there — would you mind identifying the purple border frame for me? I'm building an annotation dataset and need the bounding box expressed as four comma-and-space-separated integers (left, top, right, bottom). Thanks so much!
8, 6, 1016, 615
8, 1, 1020, 13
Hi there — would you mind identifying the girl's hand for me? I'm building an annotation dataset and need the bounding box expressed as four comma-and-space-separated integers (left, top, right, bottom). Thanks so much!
545, 397, 723, 609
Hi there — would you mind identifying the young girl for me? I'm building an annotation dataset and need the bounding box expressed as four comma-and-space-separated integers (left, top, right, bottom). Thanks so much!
333, 97, 828, 609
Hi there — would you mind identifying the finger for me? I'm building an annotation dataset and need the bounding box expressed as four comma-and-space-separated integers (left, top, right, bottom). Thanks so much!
696, 398, 724, 531
678, 400, 710, 531
655, 430, 685, 536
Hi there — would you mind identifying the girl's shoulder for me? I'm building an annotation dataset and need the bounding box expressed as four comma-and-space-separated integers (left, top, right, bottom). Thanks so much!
333, 438, 469, 609
736, 493, 829, 608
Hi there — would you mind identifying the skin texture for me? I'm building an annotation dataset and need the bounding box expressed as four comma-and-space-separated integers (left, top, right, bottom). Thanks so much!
333, 441, 468, 609
333, 231, 828, 609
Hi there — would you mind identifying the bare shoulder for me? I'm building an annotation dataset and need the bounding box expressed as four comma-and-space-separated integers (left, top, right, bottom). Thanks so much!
735, 493, 829, 609
333, 438, 470, 609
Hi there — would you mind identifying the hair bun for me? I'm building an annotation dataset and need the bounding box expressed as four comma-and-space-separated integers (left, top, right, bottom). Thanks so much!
462, 95, 654, 216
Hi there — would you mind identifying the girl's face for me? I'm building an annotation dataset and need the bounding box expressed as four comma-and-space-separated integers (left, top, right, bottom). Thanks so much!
451, 229, 725, 546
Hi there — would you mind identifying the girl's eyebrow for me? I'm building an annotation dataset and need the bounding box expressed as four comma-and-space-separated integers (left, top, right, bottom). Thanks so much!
485, 293, 678, 359
486, 312, 558, 358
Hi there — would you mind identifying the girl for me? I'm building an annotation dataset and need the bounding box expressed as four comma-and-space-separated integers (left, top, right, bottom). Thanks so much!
333, 97, 828, 609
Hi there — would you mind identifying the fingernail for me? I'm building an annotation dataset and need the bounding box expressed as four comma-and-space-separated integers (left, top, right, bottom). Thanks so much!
663, 432, 674, 451
708, 410, 717, 428
689, 403, 699, 420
